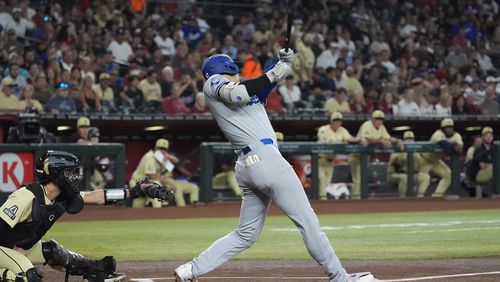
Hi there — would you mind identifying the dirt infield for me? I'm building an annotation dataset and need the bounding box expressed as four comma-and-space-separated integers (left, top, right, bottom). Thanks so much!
48, 198, 500, 281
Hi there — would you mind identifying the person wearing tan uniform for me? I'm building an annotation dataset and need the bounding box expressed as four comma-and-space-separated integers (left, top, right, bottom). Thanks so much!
130, 139, 199, 208
349, 110, 403, 199
387, 131, 430, 197
0, 151, 170, 282
0, 77, 22, 111
324, 88, 350, 114
317, 112, 358, 200
420, 118, 463, 197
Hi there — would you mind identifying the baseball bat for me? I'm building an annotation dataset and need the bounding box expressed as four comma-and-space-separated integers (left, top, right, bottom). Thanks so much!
284, 0, 298, 52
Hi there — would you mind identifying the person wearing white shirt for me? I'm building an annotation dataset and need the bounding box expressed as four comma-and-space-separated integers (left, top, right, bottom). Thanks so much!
434, 94, 452, 117
278, 75, 302, 111
6, 7, 34, 37
0, 1, 14, 29
397, 89, 421, 116
476, 47, 494, 73
154, 25, 176, 57
107, 29, 133, 65
316, 42, 340, 69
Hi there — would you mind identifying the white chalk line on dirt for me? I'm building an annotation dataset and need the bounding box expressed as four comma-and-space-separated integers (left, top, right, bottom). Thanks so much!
270, 219, 500, 232
130, 270, 500, 281
386, 270, 500, 281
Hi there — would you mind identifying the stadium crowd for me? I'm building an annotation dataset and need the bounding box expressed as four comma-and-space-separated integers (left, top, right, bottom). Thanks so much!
0, 0, 499, 117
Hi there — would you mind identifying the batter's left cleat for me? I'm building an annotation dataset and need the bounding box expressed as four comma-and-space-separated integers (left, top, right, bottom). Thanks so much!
174, 263, 198, 282
348, 272, 385, 282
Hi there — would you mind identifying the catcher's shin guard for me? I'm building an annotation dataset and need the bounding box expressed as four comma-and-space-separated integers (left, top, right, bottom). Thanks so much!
42, 240, 116, 282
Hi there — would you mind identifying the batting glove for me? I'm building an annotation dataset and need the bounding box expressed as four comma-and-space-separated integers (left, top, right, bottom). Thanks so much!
279, 48, 295, 63
266, 61, 292, 83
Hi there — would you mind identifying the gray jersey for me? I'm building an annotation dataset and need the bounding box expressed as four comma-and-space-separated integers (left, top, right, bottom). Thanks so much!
204, 74, 276, 152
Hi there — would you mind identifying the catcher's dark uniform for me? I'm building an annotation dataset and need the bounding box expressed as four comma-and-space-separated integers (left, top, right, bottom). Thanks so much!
0, 151, 173, 282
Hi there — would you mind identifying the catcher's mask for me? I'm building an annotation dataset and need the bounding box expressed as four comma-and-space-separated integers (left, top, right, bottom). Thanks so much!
36, 150, 84, 214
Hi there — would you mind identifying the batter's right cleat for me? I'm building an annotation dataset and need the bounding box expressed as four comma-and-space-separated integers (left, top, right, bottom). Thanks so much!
174, 263, 197, 282
348, 272, 385, 282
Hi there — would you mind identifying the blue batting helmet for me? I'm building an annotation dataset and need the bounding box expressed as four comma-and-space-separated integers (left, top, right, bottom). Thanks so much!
201, 54, 240, 79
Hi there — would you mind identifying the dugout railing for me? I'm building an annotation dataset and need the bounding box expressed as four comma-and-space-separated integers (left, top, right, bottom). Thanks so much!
0, 143, 125, 203
199, 141, 500, 202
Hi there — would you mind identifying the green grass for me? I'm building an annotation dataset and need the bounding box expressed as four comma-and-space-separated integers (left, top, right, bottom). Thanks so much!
45, 209, 500, 261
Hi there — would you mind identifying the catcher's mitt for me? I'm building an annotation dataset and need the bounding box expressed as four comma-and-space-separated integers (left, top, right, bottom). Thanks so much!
130, 178, 175, 203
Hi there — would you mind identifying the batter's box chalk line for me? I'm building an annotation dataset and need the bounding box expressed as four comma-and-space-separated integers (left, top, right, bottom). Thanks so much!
130, 270, 500, 281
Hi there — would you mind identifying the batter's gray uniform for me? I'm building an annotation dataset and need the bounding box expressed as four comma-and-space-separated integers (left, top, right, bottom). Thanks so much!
188, 74, 349, 282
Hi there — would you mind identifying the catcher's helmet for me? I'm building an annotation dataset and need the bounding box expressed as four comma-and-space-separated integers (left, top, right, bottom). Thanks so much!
201, 54, 239, 79
36, 150, 84, 214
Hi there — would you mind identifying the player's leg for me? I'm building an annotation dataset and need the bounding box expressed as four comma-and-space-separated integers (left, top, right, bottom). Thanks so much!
416, 172, 430, 197
431, 160, 451, 197
172, 180, 200, 205
349, 155, 360, 199
475, 166, 492, 183
319, 162, 333, 200
41, 239, 124, 281
0, 246, 43, 281
417, 161, 433, 197
225, 170, 243, 197
389, 173, 407, 197
255, 146, 348, 281
188, 187, 271, 278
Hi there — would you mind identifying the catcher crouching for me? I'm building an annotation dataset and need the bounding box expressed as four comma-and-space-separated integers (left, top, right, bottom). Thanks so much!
0, 150, 174, 282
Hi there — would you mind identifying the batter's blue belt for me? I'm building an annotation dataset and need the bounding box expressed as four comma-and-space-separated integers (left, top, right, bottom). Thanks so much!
242, 138, 274, 155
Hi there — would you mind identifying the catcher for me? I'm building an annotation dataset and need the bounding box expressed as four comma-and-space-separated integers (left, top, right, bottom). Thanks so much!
0, 150, 174, 282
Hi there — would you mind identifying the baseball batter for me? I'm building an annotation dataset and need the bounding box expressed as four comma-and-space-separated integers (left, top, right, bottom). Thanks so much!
174, 51, 379, 282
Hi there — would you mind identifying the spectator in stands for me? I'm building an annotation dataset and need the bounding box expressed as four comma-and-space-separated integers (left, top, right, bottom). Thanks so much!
93, 73, 114, 112
470, 127, 494, 186
265, 89, 284, 114
121, 75, 144, 110
160, 66, 175, 98
79, 75, 101, 112
60, 49, 75, 72
0, 1, 14, 29
80, 56, 95, 83
6, 7, 34, 37
278, 75, 303, 112
397, 88, 421, 116
464, 90, 482, 114
345, 66, 363, 95
324, 88, 350, 114
182, 15, 203, 48
0, 77, 21, 111
369, 31, 391, 56
139, 69, 162, 111
294, 35, 315, 85
350, 90, 369, 114
5, 63, 28, 97
451, 95, 468, 115
231, 13, 255, 42
163, 82, 190, 114
379, 92, 398, 116
445, 44, 469, 71
155, 25, 176, 57
191, 92, 210, 115
420, 118, 463, 197
479, 86, 499, 115
316, 42, 340, 70
33, 73, 53, 105
435, 89, 452, 117
18, 84, 42, 112
45, 82, 76, 113
238, 49, 263, 79
221, 35, 238, 60
419, 94, 435, 115
107, 28, 133, 66
475, 46, 495, 74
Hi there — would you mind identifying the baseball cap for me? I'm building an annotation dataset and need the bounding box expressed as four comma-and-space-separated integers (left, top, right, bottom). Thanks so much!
372, 110, 385, 120
403, 131, 415, 140
2, 77, 17, 87
155, 138, 169, 150
275, 132, 284, 142
441, 118, 454, 128
99, 73, 111, 81
77, 117, 90, 127
12, 7, 21, 13
57, 82, 70, 90
482, 127, 493, 136
330, 112, 343, 121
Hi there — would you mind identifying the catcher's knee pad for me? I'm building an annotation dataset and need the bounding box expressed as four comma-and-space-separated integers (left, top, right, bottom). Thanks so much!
13, 268, 43, 282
